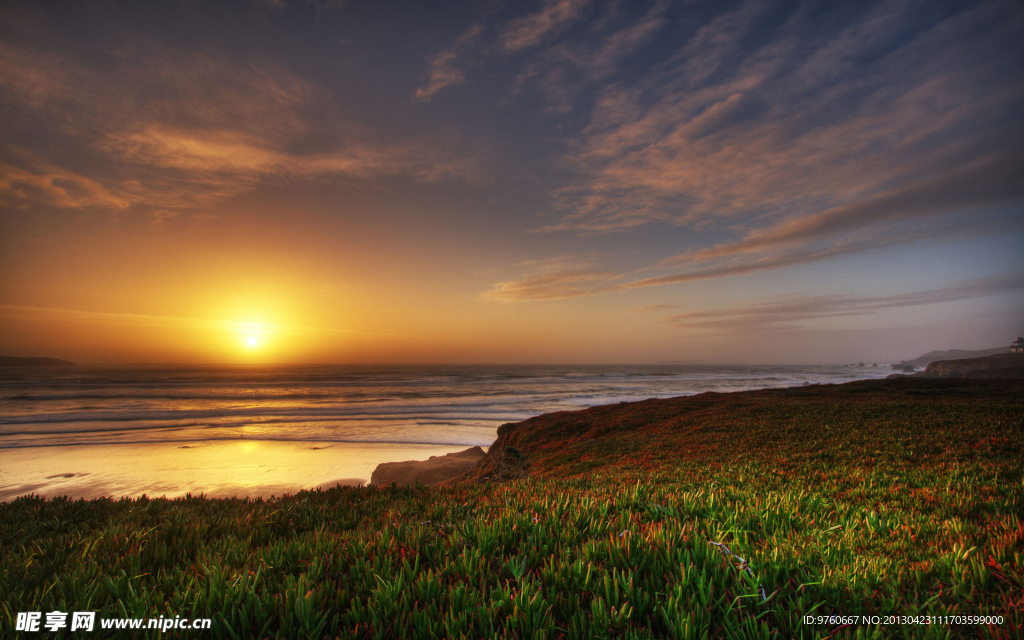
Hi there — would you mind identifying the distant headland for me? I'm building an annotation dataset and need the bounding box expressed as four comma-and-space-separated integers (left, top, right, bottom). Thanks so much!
0, 356, 77, 367
898, 347, 1007, 369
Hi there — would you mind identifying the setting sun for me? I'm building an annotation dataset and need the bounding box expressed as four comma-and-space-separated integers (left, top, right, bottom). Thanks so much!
233, 321, 273, 353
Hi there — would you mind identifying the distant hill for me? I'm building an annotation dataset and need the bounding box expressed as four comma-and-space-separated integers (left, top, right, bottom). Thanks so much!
0, 356, 77, 367
900, 347, 1007, 369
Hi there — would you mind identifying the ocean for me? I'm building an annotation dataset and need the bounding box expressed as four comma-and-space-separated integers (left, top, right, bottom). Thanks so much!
0, 364, 894, 450
0, 364, 893, 500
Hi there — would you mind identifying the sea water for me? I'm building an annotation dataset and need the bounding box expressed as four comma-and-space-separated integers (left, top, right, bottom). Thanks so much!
0, 364, 892, 499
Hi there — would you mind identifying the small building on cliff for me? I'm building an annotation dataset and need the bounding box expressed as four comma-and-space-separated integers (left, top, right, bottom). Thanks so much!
1012, 337, 1024, 354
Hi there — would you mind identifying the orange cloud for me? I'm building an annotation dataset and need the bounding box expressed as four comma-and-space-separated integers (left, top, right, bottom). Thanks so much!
0, 162, 131, 210
0, 41, 477, 217
483, 269, 620, 303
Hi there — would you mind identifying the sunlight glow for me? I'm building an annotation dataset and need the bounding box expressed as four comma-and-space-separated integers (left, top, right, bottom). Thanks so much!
234, 321, 274, 352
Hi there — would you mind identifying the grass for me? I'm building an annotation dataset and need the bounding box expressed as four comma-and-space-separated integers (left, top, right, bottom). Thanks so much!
2, 378, 1022, 638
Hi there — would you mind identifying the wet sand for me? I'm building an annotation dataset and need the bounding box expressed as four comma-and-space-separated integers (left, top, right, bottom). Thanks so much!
0, 441, 472, 501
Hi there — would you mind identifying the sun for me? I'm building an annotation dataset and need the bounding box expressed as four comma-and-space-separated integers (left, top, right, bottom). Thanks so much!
231, 321, 274, 352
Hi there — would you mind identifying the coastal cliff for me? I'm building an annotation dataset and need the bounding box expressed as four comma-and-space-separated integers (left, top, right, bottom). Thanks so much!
374, 376, 1024, 485
922, 353, 1024, 378
473, 377, 1024, 480
898, 347, 1006, 369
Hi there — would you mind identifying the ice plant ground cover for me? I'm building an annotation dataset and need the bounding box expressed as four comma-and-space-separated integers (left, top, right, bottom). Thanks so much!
2, 378, 1021, 639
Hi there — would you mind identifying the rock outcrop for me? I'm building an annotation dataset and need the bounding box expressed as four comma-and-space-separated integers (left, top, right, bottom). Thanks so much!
921, 354, 1024, 379
369, 446, 486, 486
891, 364, 917, 373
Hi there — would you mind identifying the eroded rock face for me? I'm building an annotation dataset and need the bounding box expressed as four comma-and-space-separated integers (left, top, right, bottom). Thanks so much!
923, 354, 1024, 379
369, 446, 486, 486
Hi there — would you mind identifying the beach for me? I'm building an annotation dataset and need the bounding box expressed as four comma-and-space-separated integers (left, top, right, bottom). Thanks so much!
0, 441, 472, 501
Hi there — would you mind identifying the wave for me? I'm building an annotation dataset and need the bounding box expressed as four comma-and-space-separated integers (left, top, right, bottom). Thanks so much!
0, 436, 491, 450
0, 403, 534, 426
0, 364, 894, 448
0, 415, 512, 436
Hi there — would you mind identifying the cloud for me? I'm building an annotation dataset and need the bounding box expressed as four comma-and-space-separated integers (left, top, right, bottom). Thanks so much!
0, 304, 455, 341
0, 39, 315, 142
415, 0, 601, 104
668, 153, 1024, 265
659, 275, 1024, 332
0, 161, 131, 210
0, 36, 476, 217
414, 24, 483, 102
481, 0, 1024, 305
0, 304, 334, 336
512, 0, 670, 112
499, 0, 592, 52
475, 1, 1024, 302
543, 1, 1024, 233
620, 212, 1021, 291
148, 209, 179, 225
483, 269, 620, 302
416, 1, 665, 108
484, 204, 1023, 301
99, 126, 464, 183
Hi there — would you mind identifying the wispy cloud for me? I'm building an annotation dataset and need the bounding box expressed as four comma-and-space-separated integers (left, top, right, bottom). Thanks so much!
478, 1, 1024, 302
414, 0, 602, 103
0, 304, 456, 341
499, 0, 592, 52
667, 154, 1024, 265
545, 1, 1024, 232
0, 36, 476, 216
513, 0, 669, 112
484, 204, 1023, 301
0, 161, 132, 211
481, 253, 622, 302
414, 23, 484, 102
483, 269, 621, 302
415, 1, 665, 109
0, 304, 339, 336
99, 126, 469, 184
659, 275, 1024, 332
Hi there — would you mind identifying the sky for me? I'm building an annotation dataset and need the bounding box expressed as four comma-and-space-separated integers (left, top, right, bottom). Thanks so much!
0, 0, 1022, 365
